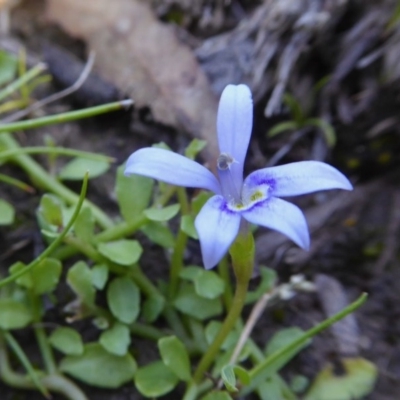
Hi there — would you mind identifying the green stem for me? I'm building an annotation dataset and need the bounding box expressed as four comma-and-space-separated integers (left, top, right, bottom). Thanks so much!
130, 322, 166, 341
163, 306, 190, 343
218, 255, 233, 310
0, 63, 46, 102
0, 172, 34, 192
3, 332, 49, 398
0, 133, 113, 229
242, 293, 368, 395
0, 172, 89, 288
30, 295, 57, 375
54, 215, 148, 260
192, 273, 249, 382
177, 187, 190, 215
0, 337, 88, 400
0, 100, 133, 133
240, 293, 367, 396
129, 264, 161, 298
168, 228, 187, 298
168, 188, 190, 299
183, 380, 213, 400
94, 215, 147, 243
188, 319, 208, 353
0, 146, 115, 163
192, 231, 255, 383
63, 236, 104, 263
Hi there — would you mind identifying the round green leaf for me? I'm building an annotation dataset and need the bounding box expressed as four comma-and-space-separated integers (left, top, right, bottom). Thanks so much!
141, 221, 175, 248
135, 361, 179, 398
91, 264, 109, 290
100, 323, 131, 356
158, 336, 191, 381
0, 199, 15, 225
107, 277, 140, 324
179, 265, 203, 281
67, 261, 95, 308
194, 270, 225, 299
305, 358, 377, 400
98, 240, 142, 266
142, 295, 165, 323
49, 327, 84, 356
200, 391, 232, 400
116, 165, 154, 223
38, 194, 63, 227
180, 215, 198, 239
20, 258, 61, 295
173, 283, 222, 320
60, 343, 137, 388
0, 299, 32, 330
143, 204, 180, 222
58, 158, 110, 180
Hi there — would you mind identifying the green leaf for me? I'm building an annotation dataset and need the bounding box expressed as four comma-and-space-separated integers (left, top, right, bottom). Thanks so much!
179, 265, 203, 281
205, 321, 239, 350
66, 261, 95, 308
100, 322, 131, 356
173, 282, 222, 320
74, 207, 94, 242
246, 267, 277, 304
307, 118, 336, 147
267, 121, 298, 137
233, 365, 251, 386
11, 258, 62, 294
97, 239, 143, 266
60, 343, 137, 388
0, 199, 15, 225
158, 336, 191, 381
116, 165, 153, 223
192, 192, 212, 215
200, 391, 232, 400
257, 374, 286, 400
153, 142, 171, 151
304, 358, 377, 400
290, 375, 309, 393
141, 221, 175, 248
265, 327, 308, 356
0, 50, 18, 85
143, 204, 180, 222
185, 139, 207, 160
194, 270, 224, 299
107, 276, 140, 324
91, 264, 109, 290
142, 294, 165, 323
58, 158, 110, 180
283, 93, 304, 123
49, 327, 84, 356
221, 365, 237, 392
38, 194, 63, 227
135, 360, 179, 398
180, 215, 198, 239
0, 299, 32, 330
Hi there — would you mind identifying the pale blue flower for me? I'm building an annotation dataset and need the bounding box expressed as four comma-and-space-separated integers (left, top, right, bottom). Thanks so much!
125, 84, 352, 269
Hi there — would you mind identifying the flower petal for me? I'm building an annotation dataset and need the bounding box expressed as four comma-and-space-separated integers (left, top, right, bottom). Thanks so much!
125, 148, 221, 194
242, 197, 310, 250
217, 84, 253, 188
244, 161, 352, 198
194, 195, 241, 269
